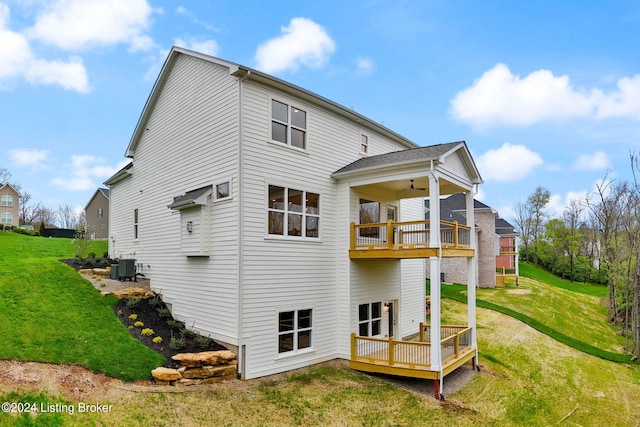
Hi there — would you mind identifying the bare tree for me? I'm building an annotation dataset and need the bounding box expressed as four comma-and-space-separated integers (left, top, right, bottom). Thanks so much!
57, 204, 80, 229
35, 207, 58, 228
513, 199, 533, 261
562, 199, 585, 282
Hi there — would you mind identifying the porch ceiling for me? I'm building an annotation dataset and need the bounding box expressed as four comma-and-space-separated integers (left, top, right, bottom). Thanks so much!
351, 176, 469, 200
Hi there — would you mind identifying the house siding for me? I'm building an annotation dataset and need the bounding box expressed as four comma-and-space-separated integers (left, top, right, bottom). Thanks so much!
109, 54, 241, 345
0, 184, 19, 228
85, 190, 109, 239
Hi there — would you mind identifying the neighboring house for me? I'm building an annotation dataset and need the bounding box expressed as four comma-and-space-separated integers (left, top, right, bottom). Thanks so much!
0, 183, 20, 228
425, 194, 519, 288
105, 47, 483, 396
85, 188, 110, 239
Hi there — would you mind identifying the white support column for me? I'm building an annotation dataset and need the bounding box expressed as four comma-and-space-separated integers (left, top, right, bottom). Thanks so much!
428, 172, 442, 372
466, 188, 478, 352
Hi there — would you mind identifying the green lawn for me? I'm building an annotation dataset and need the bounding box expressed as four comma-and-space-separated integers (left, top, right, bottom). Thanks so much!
0, 232, 165, 381
440, 262, 631, 363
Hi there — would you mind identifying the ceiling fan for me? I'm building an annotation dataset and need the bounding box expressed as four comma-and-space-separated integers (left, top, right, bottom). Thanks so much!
408, 179, 427, 191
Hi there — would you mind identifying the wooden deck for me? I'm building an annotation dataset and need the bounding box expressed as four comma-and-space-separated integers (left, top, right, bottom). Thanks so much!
349, 220, 474, 259
349, 324, 476, 382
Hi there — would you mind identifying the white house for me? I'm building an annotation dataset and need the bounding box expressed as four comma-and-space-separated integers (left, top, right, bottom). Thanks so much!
106, 47, 483, 398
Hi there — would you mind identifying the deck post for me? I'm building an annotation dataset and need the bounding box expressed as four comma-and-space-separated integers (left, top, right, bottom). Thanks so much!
387, 219, 394, 249
388, 336, 395, 366
350, 223, 356, 250
466, 189, 478, 356
350, 333, 357, 359
428, 171, 442, 373
453, 221, 458, 247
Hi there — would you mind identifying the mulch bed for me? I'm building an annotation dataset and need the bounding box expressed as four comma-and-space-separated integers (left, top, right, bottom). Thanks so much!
113, 297, 227, 368
61, 258, 227, 368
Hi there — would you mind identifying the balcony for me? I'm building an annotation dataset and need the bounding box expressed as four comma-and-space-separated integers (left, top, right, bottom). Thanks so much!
349, 220, 474, 259
350, 324, 476, 398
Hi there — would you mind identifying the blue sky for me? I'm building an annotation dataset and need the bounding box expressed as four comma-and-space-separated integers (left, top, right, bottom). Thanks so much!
1, 0, 639, 223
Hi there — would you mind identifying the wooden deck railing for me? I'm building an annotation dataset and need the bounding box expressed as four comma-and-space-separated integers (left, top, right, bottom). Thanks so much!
350, 325, 473, 369
350, 220, 471, 251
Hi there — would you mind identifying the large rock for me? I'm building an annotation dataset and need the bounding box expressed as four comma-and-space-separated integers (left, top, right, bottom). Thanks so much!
181, 364, 237, 379
171, 350, 236, 368
111, 287, 155, 299
151, 367, 181, 382
92, 268, 111, 276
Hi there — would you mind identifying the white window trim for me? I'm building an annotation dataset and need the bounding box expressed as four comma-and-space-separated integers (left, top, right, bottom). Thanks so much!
133, 208, 139, 241
1, 195, 13, 207
269, 95, 309, 152
213, 179, 232, 202
358, 301, 383, 337
360, 133, 369, 155
1, 212, 12, 224
266, 184, 320, 240
275, 307, 315, 358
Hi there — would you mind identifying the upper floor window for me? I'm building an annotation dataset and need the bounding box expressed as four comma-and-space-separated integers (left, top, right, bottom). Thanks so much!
1, 212, 12, 224
133, 209, 139, 239
1, 195, 13, 207
268, 185, 319, 238
271, 99, 306, 149
361, 134, 368, 154
97, 208, 104, 218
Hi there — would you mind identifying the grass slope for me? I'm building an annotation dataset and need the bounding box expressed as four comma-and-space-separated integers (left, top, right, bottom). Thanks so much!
441, 263, 633, 364
0, 232, 165, 381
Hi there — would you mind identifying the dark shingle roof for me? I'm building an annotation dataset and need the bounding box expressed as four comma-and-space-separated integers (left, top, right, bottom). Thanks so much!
495, 218, 518, 235
332, 141, 464, 176
168, 185, 212, 209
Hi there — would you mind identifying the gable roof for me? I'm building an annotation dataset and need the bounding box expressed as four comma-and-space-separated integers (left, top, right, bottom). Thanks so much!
495, 218, 518, 236
85, 188, 110, 210
332, 142, 464, 176
439, 192, 494, 212
168, 185, 213, 210
125, 46, 419, 158
104, 162, 133, 186
0, 182, 21, 196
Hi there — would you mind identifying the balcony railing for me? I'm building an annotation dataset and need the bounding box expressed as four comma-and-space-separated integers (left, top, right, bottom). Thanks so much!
350, 324, 473, 370
350, 220, 471, 251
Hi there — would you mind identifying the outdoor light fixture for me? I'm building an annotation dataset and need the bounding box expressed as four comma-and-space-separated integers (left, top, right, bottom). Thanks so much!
186, 221, 193, 232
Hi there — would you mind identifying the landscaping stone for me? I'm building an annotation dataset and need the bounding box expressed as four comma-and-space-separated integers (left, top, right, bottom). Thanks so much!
111, 287, 155, 299
171, 350, 237, 368
181, 364, 237, 379
151, 367, 181, 382
92, 268, 111, 277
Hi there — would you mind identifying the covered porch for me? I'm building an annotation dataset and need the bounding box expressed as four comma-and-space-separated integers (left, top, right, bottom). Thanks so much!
350, 324, 477, 398
332, 141, 483, 399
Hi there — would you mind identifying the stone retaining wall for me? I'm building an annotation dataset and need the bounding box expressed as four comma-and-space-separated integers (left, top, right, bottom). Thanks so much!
151, 350, 237, 385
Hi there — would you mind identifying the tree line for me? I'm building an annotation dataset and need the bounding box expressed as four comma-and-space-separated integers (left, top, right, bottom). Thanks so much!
514, 155, 640, 357
1, 167, 84, 229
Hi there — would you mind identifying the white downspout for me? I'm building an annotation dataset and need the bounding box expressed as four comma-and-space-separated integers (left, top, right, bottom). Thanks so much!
237, 70, 250, 379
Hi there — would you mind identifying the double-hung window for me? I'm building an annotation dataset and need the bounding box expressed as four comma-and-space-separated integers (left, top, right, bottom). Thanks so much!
1, 195, 12, 207
278, 309, 313, 354
268, 185, 319, 238
271, 99, 307, 149
1, 212, 12, 224
358, 302, 382, 337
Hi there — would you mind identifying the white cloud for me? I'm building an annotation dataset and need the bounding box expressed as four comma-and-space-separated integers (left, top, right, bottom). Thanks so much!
476, 143, 544, 181
596, 74, 640, 120
572, 151, 611, 171
355, 57, 374, 75
450, 64, 595, 128
0, 3, 89, 92
28, 0, 155, 51
9, 148, 50, 170
450, 63, 640, 128
254, 18, 335, 74
174, 38, 219, 56
52, 155, 128, 191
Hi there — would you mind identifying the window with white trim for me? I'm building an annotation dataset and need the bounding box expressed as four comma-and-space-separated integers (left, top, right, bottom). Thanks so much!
271, 99, 307, 149
278, 309, 313, 354
360, 134, 368, 154
133, 209, 139, 239
216, 181, 230, 200
358, 302, 382, 337
268, 185, 319, 238
1, 195, 13, 207
1, 212, 12, 224
97, 208, 104, 218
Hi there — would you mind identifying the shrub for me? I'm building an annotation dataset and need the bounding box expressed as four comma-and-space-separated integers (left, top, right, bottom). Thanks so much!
169, 337, 185, 350
157, 307, 171, 319
196, 335, 212, 349
148, 296, 162, 309
141, 328, 154, 336
125, 298, 140, 309
134, 321, 144, 328
0, 224, 4, 231
181, 329, 196, 339
166, 319, 184, 331
128, 314, 138, 320
152, 336, 163, 344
